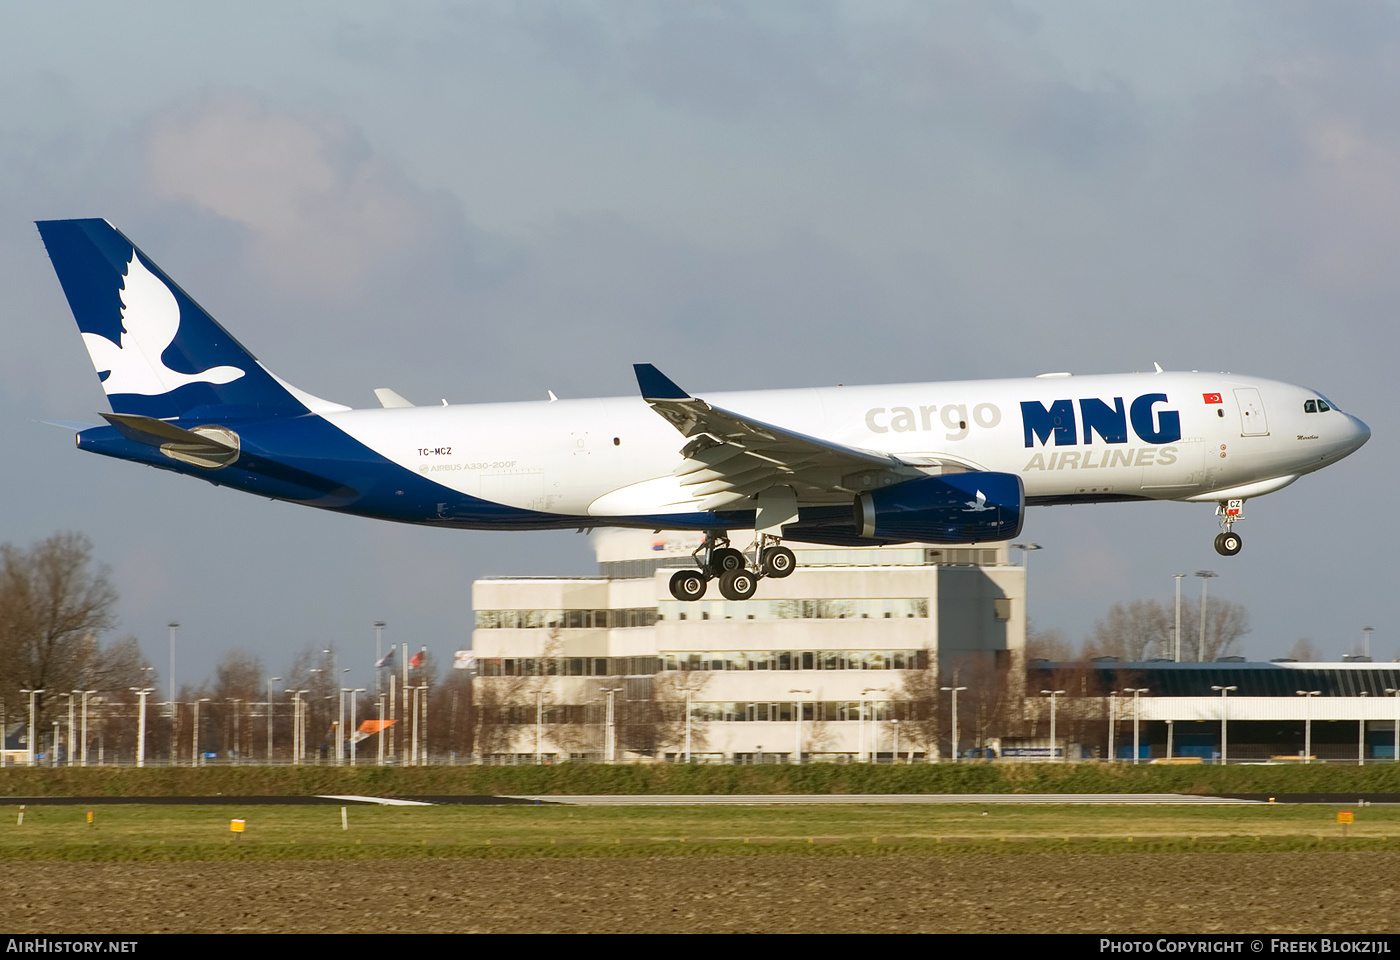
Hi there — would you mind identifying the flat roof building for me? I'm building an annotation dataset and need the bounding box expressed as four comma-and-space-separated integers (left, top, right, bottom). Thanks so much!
1025, 660, 1400, 762
472, 529, 1026, 763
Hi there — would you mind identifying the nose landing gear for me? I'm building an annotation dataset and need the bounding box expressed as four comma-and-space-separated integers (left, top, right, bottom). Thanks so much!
666, 530, 797, 601
1213, 499, 1244, 556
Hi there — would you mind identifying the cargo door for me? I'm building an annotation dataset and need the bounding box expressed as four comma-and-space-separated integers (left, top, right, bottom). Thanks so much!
1234, 388, 1269, 436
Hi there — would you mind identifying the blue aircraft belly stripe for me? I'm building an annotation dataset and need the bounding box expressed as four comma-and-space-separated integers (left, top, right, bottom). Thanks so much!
76, 411, 759, 532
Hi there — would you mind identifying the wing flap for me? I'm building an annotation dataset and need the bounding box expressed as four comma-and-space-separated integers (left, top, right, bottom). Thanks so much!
633, 363, 924, 510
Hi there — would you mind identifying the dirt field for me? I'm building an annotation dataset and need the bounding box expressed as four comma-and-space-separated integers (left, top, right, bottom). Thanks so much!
2, 852, 1396, 934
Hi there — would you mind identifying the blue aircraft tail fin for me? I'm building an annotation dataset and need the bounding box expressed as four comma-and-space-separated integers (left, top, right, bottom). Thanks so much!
37, 219, 346, 420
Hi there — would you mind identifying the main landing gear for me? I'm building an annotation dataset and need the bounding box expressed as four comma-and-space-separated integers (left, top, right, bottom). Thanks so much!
1213, 499, 1244, 557
668, 530, 796, 602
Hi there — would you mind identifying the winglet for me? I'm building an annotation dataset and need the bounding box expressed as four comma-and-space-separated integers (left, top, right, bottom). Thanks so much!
633, 364, 691, 401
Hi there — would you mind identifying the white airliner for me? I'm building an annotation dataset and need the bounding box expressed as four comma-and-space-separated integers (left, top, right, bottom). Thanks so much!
37, 219, 1370, 601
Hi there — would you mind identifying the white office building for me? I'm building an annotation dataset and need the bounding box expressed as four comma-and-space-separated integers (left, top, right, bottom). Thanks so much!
471, 529, 1026, 763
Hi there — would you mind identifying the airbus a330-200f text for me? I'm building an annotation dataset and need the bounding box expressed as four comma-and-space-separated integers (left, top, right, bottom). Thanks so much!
36, 219, 1371, 601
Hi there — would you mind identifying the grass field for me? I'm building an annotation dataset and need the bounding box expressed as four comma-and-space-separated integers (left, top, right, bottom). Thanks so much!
3, 801, 1397, 860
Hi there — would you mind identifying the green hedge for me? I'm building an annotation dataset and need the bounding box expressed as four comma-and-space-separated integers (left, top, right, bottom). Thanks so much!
2, 761, 1399, 798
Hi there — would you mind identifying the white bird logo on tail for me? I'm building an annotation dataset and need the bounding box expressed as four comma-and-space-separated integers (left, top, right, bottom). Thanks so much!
81, 251, 244, 396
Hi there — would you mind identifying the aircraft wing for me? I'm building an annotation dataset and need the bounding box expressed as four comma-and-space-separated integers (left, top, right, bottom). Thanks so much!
634, 364, 927, 512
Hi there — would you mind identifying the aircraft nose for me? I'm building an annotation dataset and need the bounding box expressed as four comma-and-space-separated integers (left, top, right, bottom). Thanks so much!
1344, 413, 1371, 453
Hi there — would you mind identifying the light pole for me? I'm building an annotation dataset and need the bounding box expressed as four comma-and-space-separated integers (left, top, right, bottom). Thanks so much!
131, 687, 154, 767
79, 690, 96, 767
1195, 571, 1218, 661
349, 689, 365, 765
790, 689, 811, 764
167, 622, 179, 711
684, 690, 693, 763
1107, 690, 1118, 762
288, 690, 305, 765
336, 683, 346, 766
58, 693, 75, 766
22, 689, 44, 766
602, 687, 623, 762
1211, 685, 1237, 763
941, 686, 967, 762
536, 688, 544, 765
298, 690, 312, 763
1387, 689, 1400, 765
1123, 688, 1148, 764
1298, 690, 1320, 762
862, 687, 888, 762
229, 699, 242, 765
1173, 574, 1185, 661
1011, 543, 1041, 599
266, 677, 281, 762
1359, 691, 1370, 766
377, 694, 387, 766
192, 698, 210, 766
61, 693, 77, 767
373, 622, 386, 698
1041, 689, 1065, 761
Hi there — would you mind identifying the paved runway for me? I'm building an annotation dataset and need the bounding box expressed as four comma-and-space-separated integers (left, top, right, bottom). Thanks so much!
504, 793, 1266, 805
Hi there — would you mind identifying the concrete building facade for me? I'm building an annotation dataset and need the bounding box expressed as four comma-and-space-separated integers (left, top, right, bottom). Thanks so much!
472, 529, 1026, 763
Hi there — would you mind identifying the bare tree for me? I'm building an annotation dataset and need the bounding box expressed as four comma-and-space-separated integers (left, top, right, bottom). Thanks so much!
0, 533, 118, 729
429, 666, 474, 760
86, 635, 154, 762
895, 648, 939, 758
1287, 638, 1323, 662
470, 677, 517, 758
1083, 600, 1174, 661
209, 649, 264, 760
1079, 596, 1250, 663
1189, 598, 1250, 661
653, 670, 712, 756
1026, 623, 1077, 662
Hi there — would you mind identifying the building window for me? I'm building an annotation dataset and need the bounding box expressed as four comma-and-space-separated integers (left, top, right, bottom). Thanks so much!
475, 607, 659, 629
659, 650, 924, 672
659, 597, 929, 622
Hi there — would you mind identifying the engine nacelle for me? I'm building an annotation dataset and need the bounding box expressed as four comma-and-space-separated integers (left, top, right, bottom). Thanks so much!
853, 472, 1024, 544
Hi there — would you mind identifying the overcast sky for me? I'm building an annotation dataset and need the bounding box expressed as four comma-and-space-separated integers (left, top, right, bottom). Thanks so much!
1, 1, 1394, 690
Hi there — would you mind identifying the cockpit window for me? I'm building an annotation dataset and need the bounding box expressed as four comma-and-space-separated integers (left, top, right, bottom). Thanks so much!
1318, 399, 1331, 412
1304, 400, 1317, 413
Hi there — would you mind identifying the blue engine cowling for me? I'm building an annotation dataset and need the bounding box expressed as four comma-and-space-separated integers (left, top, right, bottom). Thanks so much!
853, 472, 1024, 543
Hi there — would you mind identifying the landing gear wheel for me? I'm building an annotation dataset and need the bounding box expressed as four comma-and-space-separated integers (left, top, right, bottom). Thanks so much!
1214, 532, 1242, 557
718, 569, 759, 601
761, 545, 796, 578
669, 569, 709, 601
709, 547, 746, 577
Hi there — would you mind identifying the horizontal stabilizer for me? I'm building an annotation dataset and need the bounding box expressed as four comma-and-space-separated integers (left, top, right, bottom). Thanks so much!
101, 413, 231, 448
37, 419, 101, 432
100, 412, 240, 469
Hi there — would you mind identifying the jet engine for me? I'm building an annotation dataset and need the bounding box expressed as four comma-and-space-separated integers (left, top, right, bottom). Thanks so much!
853, 472, 1024, 544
